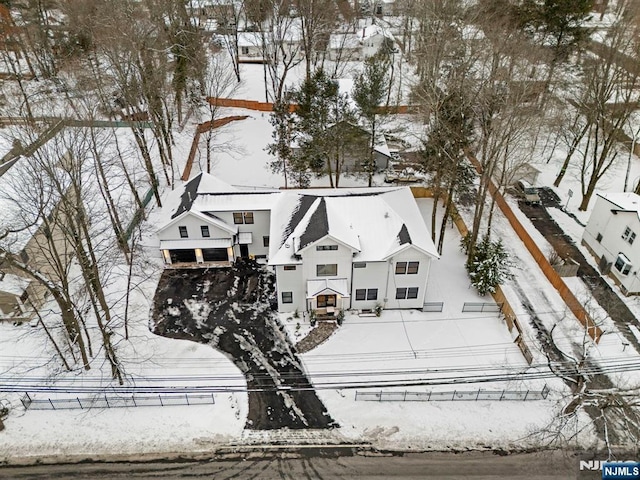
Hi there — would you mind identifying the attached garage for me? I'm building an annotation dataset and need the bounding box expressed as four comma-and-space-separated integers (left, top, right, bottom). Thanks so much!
202, 248, 228, 262
169, 249, 197, 263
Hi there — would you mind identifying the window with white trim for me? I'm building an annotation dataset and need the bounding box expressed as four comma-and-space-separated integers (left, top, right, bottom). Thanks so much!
316, 245, 338, 251
281, 291, 293, 303
353, 262, 366, 268
355, 288, 378, 301
179, 226, 188, 238
317, 264, 338, 276
283, 265, 296, 271
396, 287, 419, 299
201, 226, 210, 237
622, 227, 636, 245
614, 253, 632, 275
233, 212, 254, 224
396, 261, 419, 274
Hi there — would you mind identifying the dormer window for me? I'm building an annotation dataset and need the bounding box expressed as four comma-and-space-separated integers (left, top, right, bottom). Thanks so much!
233, 212, 254, 224
614, 253, 632, 275
622, 227, 636, 245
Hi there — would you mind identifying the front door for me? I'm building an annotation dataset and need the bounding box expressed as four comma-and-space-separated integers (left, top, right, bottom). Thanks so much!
240, 244, 249, 258
317, 294, 336, 308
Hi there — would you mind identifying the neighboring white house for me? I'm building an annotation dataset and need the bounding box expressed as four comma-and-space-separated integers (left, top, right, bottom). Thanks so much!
236, 32, 268, 62
327, 24, 395, 61
157, 173, 439, 314
582, 192, 640, 295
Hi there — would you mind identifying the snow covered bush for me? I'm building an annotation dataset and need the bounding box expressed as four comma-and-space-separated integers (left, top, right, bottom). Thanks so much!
464, 235, 515, 296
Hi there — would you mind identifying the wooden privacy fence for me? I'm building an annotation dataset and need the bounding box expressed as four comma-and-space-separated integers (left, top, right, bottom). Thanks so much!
466, 153, 603, 342
21, 392, 215, 410
181, 115, 249, 181
355, 385, 549, 402
206, 97, 414, 114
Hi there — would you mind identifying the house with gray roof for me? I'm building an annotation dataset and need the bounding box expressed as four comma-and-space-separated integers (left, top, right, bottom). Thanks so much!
157, 172, 438, 315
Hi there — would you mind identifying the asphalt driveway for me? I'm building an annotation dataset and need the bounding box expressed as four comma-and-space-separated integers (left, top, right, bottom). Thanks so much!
151, 260, 337, 430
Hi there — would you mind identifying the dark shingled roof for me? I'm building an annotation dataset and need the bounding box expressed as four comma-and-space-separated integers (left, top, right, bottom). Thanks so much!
171, 173, 203, 219
299, 198, 329, 249
397, 224, 412, 245
281, 195, 317, 247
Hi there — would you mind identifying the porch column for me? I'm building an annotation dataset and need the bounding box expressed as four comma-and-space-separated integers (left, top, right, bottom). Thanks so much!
162, 250, 172, 264
195, 248, 204, 263
227, 247, 234, 263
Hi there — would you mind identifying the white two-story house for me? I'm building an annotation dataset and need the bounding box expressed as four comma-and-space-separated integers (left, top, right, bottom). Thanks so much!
582, 192, 640, 295
157, 173, 439, 314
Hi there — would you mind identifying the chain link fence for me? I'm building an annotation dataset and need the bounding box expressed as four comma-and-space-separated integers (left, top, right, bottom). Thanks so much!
355, 385, 549, 402
21, 392, 215, 411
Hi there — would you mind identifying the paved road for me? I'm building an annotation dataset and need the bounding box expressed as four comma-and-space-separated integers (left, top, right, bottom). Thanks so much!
0, 451, 593, 479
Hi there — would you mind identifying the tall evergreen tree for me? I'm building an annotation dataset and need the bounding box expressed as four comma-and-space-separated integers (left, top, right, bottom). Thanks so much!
353, 51, 391, 186
293, 68, 355, 187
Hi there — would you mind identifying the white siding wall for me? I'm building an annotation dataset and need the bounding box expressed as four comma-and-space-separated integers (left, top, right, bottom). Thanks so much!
351, 261, 387, 310
158, 213, 232, 242
384, 248, 430, 309
584, 198, 640, 293
213, 210, 271, 258
275, 265, 305, 313
300, 238, 354, 299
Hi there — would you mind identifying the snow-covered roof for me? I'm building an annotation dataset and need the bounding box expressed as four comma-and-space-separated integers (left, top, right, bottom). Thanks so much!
598, 192, 640, 213
237, 32, 268, 47
360, 24, 394, 41
307, 278, 350, 298
158, 173, 279, 231
0, 272, 30, 296
269, 187, 438, 264
329, 33, 361, 50
0, 146, 63, 254
159, 174, 438, 264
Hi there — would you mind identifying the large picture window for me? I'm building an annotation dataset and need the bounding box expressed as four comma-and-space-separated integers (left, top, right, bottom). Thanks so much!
317, 264, 337, 276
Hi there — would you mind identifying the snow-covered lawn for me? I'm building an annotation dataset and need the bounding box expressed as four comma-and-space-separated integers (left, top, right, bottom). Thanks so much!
291, 198, 570, 450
